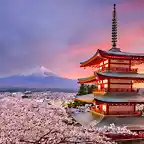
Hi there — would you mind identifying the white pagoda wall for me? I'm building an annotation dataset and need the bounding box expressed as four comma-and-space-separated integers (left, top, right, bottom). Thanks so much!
109, 59, 130, 72
109, 79, 132, 92
110, 59, 130, 64
110, 64, 129, 68
110, 84, 131, 88
110, 79, 131, 83
108, 105, 134, 115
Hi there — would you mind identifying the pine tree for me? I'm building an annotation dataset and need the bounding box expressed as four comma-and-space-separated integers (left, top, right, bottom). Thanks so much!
77, 84, 87, 95
87, 84, 97, 94
87, 85, 92, 94
77, 84, 97, 95
91, 84, 97, 90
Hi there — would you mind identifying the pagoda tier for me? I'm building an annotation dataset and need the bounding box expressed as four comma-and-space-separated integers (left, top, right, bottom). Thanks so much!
94, 93, 144, 103
76, 93, 144, 104
76, 93, 144, 116
96, 72, 144, 81
77, 4, 144, 117
93, 93, 144, 116
80, 49, 144, 67
77, 75, 96, 84
78, 72, 144, 93
94, 72, 144, 93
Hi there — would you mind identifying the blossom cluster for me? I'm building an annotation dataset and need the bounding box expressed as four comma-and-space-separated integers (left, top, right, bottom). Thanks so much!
31, 91, 75, 102
96, 123, 138, 135
0, 96, 113, 144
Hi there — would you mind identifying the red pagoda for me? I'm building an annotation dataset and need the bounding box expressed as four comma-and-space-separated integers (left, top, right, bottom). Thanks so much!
76, 4, 144, 116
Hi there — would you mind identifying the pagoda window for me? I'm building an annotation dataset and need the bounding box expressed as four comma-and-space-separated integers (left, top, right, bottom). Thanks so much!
102, 105, 106, 112
104, 59, 108, 64
105, 64, 108, 67
99, 80, 101, 84
103, 79, 108, 83
104, 84, 108, 88
100, 62, 103, 66
96, 105, 99, 109
98, 85, 101, 90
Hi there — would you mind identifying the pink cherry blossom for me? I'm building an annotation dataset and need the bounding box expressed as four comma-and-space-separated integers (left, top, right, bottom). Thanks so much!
0, 96, 113, 144
0, 92, 139, 143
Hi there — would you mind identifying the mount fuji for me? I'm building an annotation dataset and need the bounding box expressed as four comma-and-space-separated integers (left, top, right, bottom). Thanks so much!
0, 66, 78, 89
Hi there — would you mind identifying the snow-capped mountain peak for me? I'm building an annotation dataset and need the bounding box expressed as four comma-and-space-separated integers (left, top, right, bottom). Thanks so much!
21, 66, 57, 77
0, 66, 78, 89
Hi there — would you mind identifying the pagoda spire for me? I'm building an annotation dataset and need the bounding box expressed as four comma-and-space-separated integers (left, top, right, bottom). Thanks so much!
111, 4, 117, 49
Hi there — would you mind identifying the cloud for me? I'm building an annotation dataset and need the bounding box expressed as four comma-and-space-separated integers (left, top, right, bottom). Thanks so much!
0, 0, 109, 76
119, 0, 144, 12
55, 22, 144, 79
0, 0, 144, 79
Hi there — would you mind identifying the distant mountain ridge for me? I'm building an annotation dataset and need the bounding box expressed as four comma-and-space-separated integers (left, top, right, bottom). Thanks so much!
21, 66, 58, 77
0, 66, 78, 89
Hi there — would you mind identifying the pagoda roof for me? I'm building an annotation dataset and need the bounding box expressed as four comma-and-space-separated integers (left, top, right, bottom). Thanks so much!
96, 116, 144, 128
77, 75, 96, 84
76, 93, 144, 103
101, 49, 144, 58
96, 72, 144, 80
75, 94, 94, 103
94, 92, 144, 103
80, 48, 144, 67
80, 49, 103, 67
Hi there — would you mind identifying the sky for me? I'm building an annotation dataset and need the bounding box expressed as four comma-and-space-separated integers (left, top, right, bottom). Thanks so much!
0, 0, 144, 79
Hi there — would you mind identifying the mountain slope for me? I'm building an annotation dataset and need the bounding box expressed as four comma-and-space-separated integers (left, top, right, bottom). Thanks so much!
0, 66, 78, 89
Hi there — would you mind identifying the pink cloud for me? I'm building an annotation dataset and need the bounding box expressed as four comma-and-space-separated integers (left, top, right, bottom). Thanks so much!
55, 22, 144, 79
119, 0, 144, 12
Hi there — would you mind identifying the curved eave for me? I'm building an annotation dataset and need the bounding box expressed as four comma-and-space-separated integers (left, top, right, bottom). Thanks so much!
80, 49, 144, 68
77, 75, 96, 84
96, 72, 144, 80
80, 49, 103, 67
74, 98, 93, 103
74, 94, 94, 103
100, 49, 144, 59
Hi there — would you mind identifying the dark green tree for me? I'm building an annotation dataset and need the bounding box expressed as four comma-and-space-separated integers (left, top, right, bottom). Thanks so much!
77, 84, 87, 95
87, 85, 92, 94
87, 84, 97, 94
91, 84, 97, 90
77, 84, 97, 95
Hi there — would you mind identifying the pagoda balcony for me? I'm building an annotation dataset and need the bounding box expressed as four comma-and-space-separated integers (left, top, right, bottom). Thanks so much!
130, 68, 138, 73
92, 89, 106, 95
95, 68, 138, 73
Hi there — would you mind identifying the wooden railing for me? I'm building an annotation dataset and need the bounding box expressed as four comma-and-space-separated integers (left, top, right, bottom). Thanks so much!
92, 89, 106, 95
131, 68, 138, 73
94, 68, 138, 73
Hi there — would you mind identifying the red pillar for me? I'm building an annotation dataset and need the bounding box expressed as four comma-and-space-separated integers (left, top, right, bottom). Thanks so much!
108, 58, 110, 93
108, 58, 110, 72
106, 103, 109, 115
129, 60, 133, 92
107, 79, 110, 92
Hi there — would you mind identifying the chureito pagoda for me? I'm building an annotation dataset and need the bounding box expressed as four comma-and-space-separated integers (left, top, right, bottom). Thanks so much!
76, 4, 144, 118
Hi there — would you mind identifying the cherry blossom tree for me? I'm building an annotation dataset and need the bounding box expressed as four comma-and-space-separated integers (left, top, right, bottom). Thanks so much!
0, 92, 141, 143
95, 123, 141, 140
96, 123, 137, 135
31, 92, 75, 106
0, 97, 114, 144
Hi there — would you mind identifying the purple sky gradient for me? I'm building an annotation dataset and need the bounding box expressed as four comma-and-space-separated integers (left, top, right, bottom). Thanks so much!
0, 0, 144, 79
